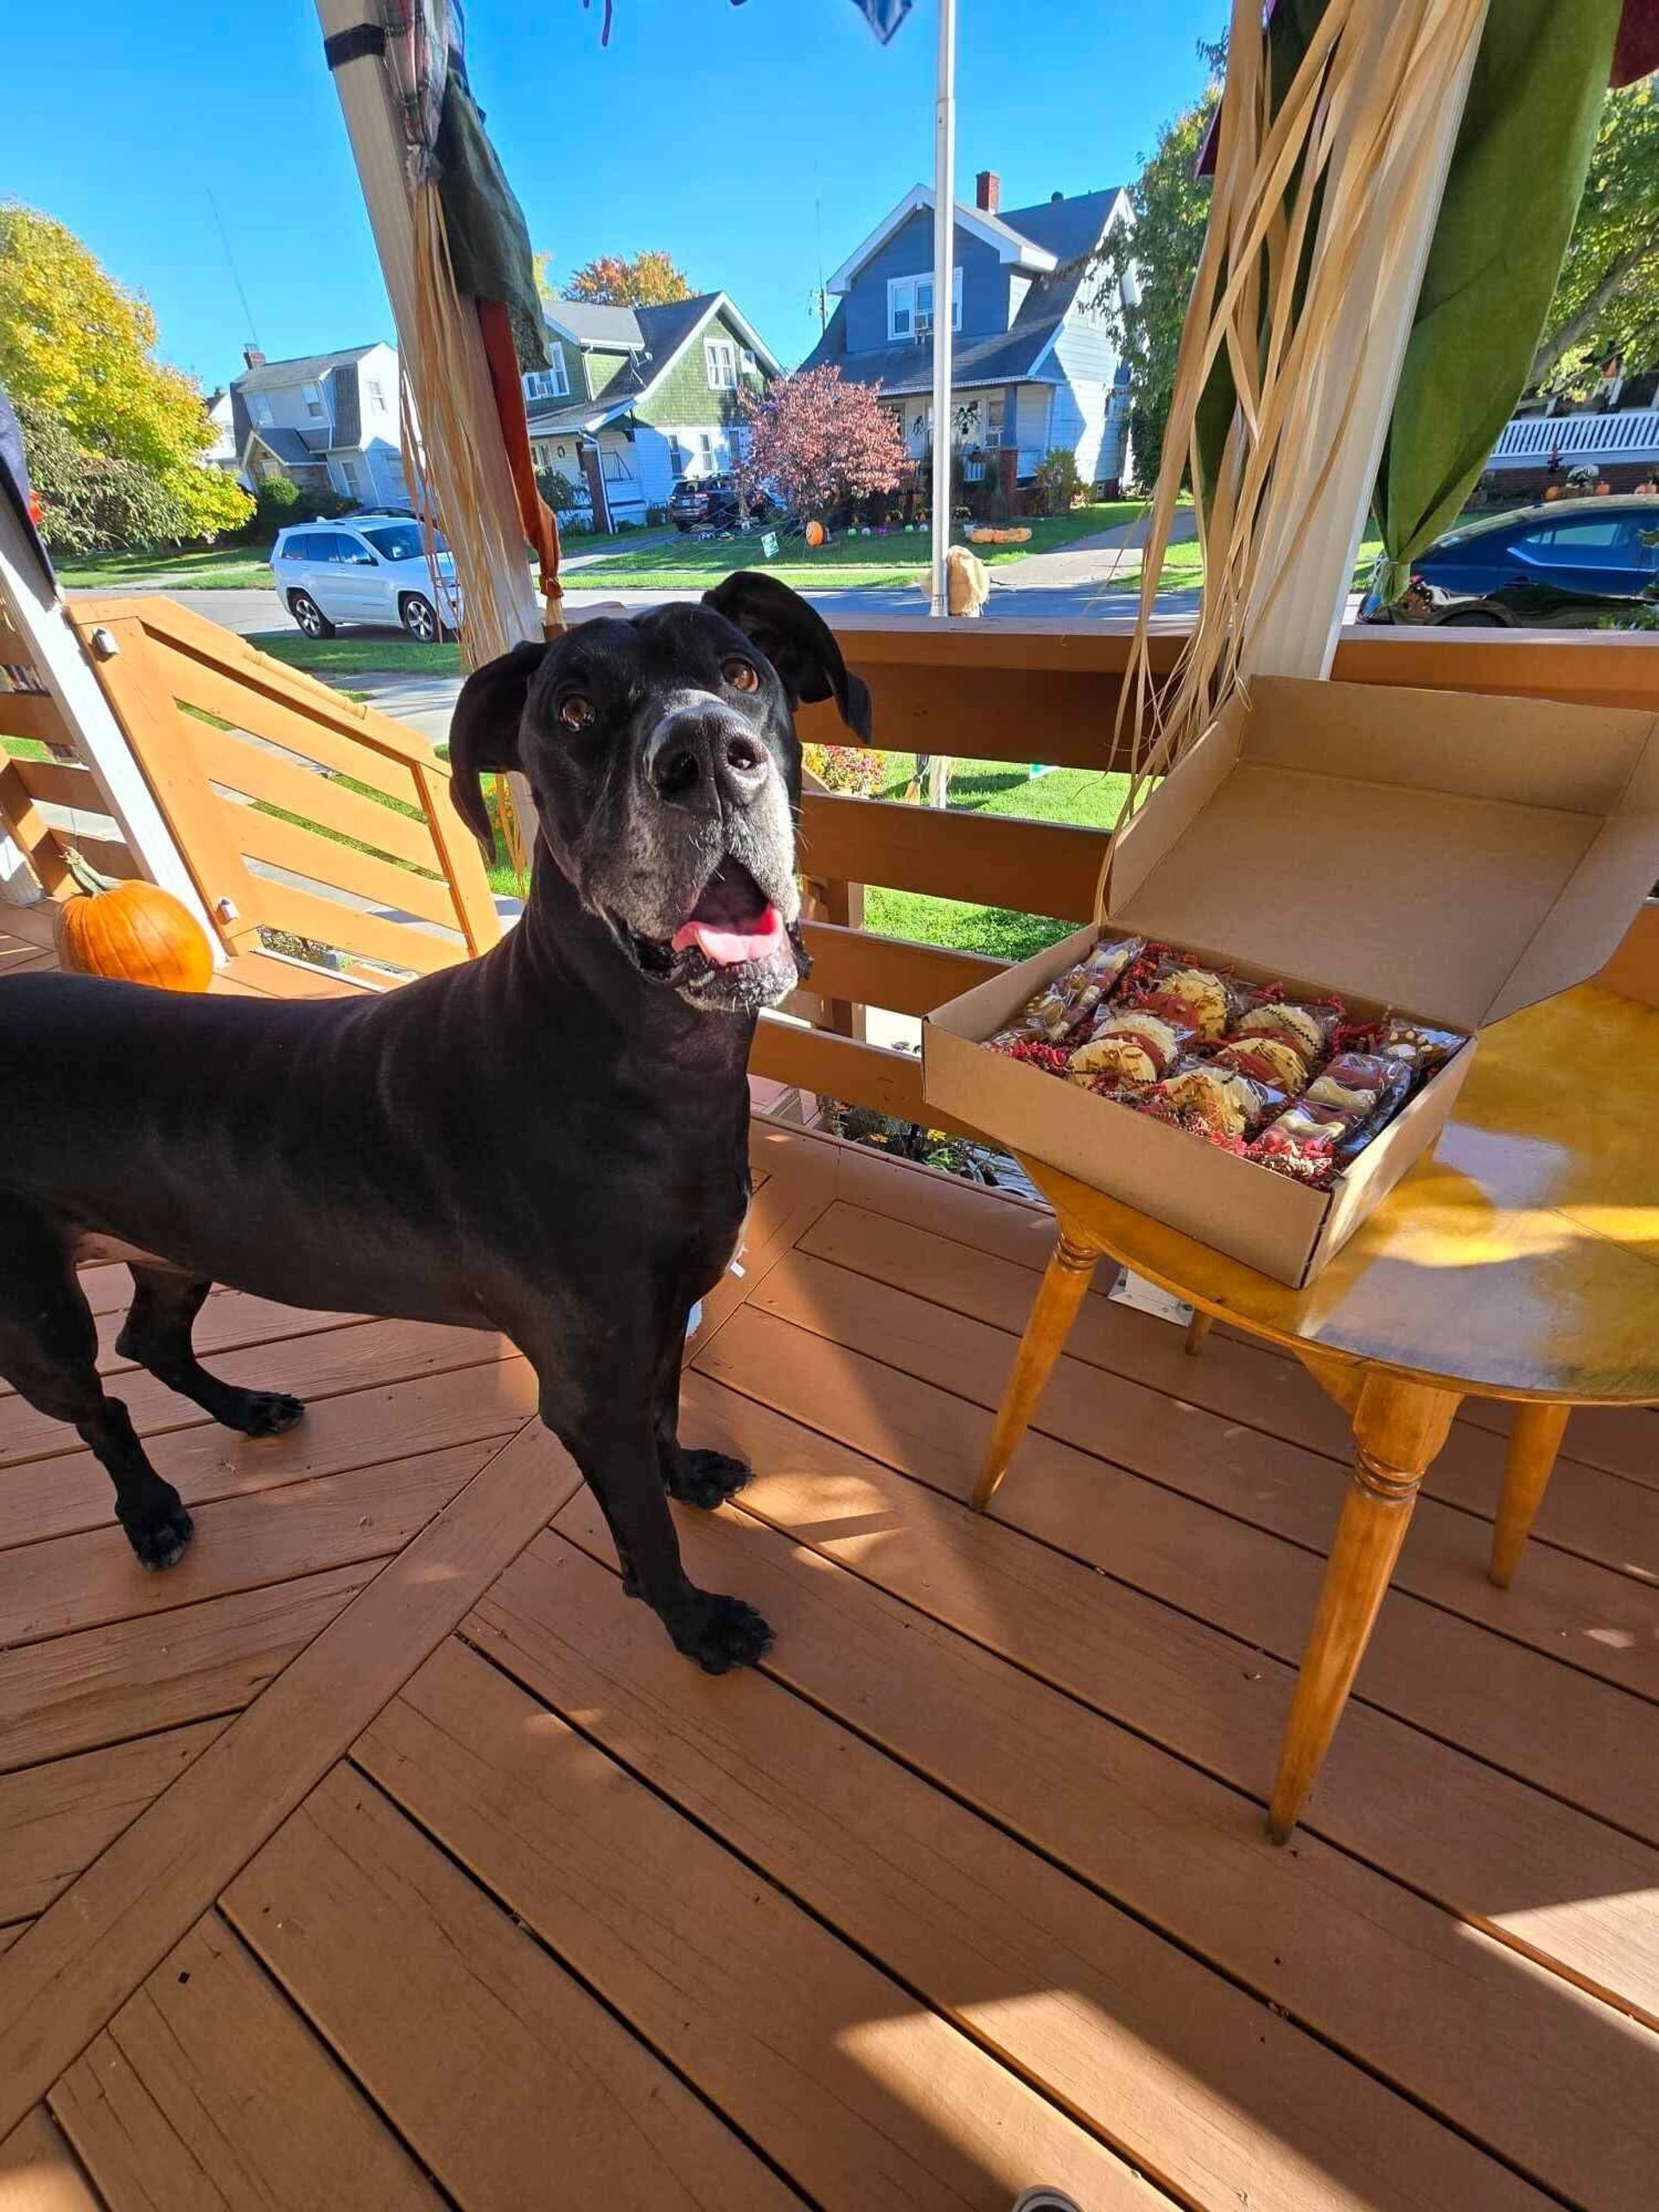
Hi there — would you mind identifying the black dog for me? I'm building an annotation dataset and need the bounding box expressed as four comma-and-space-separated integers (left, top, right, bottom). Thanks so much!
0, 573, 869, 1672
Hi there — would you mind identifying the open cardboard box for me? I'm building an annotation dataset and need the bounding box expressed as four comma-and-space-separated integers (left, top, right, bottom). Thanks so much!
923, 675, 1659, 1286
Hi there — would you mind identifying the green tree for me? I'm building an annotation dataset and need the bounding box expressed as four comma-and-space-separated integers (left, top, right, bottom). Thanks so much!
562, 249, 693, 306
11, 394, 187, 557
1530, 76, 1659, 392
0, 203, 250, 543
1092, 48, 1223, 491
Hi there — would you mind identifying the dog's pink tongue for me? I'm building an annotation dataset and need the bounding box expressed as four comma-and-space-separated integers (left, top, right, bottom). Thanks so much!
671, 901, 784, 969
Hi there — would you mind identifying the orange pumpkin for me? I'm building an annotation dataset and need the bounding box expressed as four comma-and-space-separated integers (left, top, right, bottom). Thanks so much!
804, 518, 827, 549
54, 849, 213, 992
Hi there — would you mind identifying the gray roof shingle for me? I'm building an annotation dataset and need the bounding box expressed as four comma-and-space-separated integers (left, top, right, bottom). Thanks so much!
232, 345, 379, 396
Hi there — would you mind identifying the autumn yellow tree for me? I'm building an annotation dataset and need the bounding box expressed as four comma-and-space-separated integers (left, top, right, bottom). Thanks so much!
562, 250, 693, 307
0, 203, 250, 543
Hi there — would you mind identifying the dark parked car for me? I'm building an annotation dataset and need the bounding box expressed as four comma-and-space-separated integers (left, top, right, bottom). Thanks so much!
667, 474, 772, 532
1359, 494, 1659, 627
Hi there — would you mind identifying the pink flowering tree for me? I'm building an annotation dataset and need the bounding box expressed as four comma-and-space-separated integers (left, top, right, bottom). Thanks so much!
737, 366, 908, 524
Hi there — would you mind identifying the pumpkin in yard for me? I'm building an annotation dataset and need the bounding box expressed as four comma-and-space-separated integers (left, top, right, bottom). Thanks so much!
54, 849, 214, 992
805, 519, 827, 548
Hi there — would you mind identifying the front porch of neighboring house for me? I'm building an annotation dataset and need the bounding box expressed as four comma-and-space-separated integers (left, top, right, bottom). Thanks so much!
244, 430, 410, 513
884, 371, 1132, 493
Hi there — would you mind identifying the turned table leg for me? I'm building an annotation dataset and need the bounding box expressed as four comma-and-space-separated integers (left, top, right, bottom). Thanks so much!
1184, 1311, 1214, 1357
973, 1225, 1099, 1512
1268, 1371, 1460, 1842
1491, 1402, 1573, 1589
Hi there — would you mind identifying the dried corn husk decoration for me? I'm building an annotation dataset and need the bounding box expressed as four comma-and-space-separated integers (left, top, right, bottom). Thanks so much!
1103, 0, 1489, 903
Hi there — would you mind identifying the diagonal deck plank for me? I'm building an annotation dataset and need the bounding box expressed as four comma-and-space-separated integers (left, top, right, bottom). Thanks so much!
0, 2105, 104, 2211
0, 1564, 373, 1776
222, 1766, 804, 2212
730, 1258, 1659, 1835
49, 1914, 443, 2211
357, 1637, 1166, 2212
674, 1364, 1659, 2024
0, 1724, 228, 1926
801, 1196, 1659, 1586
468, 1535, 1550, 2212
0, 1421, 577, 2141
0, 1444, 489, 1649
551, 1485, 1659, 2212
0, 1319, 517, 1471
2, 1351, 539, 1552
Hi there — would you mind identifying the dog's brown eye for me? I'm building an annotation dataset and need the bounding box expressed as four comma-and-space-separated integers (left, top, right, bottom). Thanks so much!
722, 658, 760, 693
559, 695, 596, 731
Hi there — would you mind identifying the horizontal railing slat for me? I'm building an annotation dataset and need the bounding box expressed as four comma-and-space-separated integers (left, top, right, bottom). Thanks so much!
751, 1017, 988, 1137
0, 693, 72, 750
231, 804, 459, 932
7, 757, 103, 810
186, 721, 442, 874
800, 790, 1104, 919
798, 920, 1004, 1017
252, 882, 461, 977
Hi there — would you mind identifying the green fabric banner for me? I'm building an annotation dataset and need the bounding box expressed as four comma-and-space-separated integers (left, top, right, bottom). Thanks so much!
1374, 0, 1622, 601
435, 73, 549, 372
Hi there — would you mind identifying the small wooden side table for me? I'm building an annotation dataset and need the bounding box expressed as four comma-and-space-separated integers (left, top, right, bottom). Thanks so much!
973, 982, 1659, 1841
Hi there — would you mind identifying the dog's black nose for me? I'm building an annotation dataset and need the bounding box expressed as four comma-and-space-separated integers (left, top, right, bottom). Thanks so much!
650, 709, 769, 812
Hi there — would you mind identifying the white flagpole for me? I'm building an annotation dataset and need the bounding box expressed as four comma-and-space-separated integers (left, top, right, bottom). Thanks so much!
928, 0, 957, 619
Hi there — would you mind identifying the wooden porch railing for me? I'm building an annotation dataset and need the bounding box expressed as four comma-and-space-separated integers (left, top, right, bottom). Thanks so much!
45, 597, 499, 983
775, 620, 1659, 1125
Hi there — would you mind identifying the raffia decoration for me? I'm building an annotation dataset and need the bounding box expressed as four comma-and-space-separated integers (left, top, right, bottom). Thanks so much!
1103, 0, 1488, 907
404, 183, 547, 885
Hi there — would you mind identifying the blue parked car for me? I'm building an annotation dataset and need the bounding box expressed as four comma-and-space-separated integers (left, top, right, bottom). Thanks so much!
1359, 494, 1659, 627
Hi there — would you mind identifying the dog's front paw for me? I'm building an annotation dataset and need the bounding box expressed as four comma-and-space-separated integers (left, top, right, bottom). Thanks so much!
664, 1446, 751, 1510
225, 1389, 307, 1438
123, 1493, 194, 1570
672, 1591, 774, 1675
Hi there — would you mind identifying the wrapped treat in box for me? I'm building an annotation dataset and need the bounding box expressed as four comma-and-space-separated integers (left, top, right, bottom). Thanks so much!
923, 676, 1659, 1286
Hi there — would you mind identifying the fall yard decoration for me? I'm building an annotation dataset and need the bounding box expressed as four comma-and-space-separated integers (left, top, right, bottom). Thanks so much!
54, 849, 213, 992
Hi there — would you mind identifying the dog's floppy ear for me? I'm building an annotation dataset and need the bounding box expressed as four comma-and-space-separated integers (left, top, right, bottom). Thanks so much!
703, 570, 872, 742
448, 640, 548, 856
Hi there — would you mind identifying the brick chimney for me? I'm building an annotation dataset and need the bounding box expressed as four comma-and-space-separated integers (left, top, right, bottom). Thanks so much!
975, 170, 1001, 215
243, 346, 265, 371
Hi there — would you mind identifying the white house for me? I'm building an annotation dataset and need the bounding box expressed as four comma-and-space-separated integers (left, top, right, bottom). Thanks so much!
229, 343, 409, 508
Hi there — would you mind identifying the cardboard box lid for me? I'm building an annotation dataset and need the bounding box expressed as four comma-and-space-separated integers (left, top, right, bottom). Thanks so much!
1104, 676, 1659, 1032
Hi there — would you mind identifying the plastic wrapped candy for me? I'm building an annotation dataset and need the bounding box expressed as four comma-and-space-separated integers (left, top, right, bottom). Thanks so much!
1120, 954, 1244, 1042
1140, 1058, 1287, 1143
1305, 1050, 1408, 1119
1248, 1096, 1357, 1186
991, 932, 1147, 1046
1067, 1008, 1196, 1089
1370, 1015, 1465, 1078
1234, 994, 1344, 1069
1211, 1033, 1311, 1095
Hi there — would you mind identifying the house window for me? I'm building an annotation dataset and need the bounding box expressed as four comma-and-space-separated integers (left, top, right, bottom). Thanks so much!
251, 393, 273, 427
302, 382, 326, 419
366, 378, 387, 410
523, 355, 570, 402
705, 339, 738, 391
739, 349, 758, 378
669, 439, 687, 480
987, 389, 1007, 445
601, 445, 633, 482
887, 270, 962, 342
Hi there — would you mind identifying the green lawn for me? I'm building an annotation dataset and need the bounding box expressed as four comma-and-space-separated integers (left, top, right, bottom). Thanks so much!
563, 500, 1144, 593
251, 630, 461, 679
57, 543, 276, 591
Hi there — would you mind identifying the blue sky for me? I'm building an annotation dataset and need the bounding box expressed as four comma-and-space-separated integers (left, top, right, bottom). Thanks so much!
9, 0, 1224, 392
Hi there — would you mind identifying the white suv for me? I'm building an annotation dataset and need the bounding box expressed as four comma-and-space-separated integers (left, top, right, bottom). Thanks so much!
270, 515, 462, 642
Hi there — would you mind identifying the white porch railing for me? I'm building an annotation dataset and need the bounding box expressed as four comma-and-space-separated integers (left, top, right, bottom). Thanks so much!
1490, 408, 1659, 466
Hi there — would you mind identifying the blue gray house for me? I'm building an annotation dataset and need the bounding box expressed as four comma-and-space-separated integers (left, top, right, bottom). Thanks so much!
802, 171, 1135, 493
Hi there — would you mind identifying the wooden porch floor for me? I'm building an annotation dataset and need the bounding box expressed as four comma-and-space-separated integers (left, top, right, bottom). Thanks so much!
1, 922, 1656, 2210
